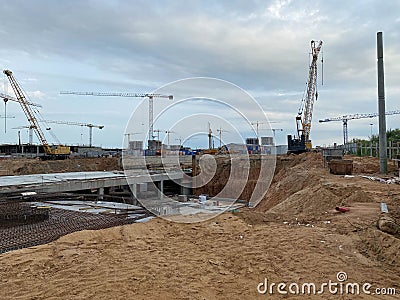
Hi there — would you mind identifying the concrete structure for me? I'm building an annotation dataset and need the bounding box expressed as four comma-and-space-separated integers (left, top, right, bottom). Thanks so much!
129, 140, 143, 150
377, 31, 387, 174
0, 170, 186, 199
263, 145, 288, 155
246, 138, 259, 145
0, 144, 122, 158
261, 136, 274, 146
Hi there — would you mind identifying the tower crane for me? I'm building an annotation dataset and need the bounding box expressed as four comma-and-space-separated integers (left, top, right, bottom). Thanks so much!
3, 70, 70, 158
251, 121, 264, 140
0, 92, 40, 133
319, 110, 400, 146
208, 122, 213, 150
0, 92, 42, 107
217, 127, 228, 148
60, 91, 173, 149
39, 120, 104, 147
12, 125, 35, 144
164, 130, 175, 146
288, 40, 323, 154
153, 129, 164, 141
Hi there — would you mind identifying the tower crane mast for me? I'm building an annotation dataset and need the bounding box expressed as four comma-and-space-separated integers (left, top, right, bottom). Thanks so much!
3, 70, 70, 158
288, 40, 323, 154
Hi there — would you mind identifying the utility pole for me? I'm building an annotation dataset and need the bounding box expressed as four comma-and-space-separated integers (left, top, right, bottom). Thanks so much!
377, 32, 387, 174
369, 123, 373, 157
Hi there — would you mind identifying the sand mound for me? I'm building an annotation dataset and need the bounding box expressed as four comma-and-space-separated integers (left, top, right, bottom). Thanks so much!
1, 152, 400, 299
0, 157, 119, 175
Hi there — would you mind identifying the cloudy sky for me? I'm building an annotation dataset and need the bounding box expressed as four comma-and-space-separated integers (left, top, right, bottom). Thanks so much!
0, 0, 399, 149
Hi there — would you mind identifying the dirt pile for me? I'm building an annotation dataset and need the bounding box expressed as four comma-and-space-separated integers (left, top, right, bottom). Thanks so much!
0, 157, 119, 175
193, 155, 276, 202
257, 152, 400, 220
350, 155, 397, 174
1, 153, 400, 299
1, 213, 399, 299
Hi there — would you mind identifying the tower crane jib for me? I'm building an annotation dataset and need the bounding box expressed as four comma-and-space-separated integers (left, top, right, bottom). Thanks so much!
60, 91, 173, 149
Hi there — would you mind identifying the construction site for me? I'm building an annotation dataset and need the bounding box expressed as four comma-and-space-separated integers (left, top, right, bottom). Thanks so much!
0, 11, 399, 298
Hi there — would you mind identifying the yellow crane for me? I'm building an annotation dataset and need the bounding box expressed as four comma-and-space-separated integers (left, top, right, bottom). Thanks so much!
3, 70, 70, 158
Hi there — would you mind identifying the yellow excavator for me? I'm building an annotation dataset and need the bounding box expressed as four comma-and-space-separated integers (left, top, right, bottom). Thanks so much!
3, 70, 70, 159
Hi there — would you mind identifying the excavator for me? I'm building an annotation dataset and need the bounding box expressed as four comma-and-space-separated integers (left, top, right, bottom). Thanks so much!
3, 70, 70, 159
287, 40, 323, 154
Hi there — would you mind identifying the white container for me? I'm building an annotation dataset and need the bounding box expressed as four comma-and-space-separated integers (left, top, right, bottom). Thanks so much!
199, 195, 207, 204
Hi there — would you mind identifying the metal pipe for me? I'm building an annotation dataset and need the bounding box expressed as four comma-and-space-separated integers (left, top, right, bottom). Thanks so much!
377, 32, 387, 174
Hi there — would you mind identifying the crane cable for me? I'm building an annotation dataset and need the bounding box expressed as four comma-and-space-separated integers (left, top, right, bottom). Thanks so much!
18, 76, 62, 145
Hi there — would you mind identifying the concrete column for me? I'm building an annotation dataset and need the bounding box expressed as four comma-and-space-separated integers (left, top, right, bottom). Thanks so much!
179, 179, 192, 196
97, 187, 104, 200
377, 32, 387, 174
159, 180, 164, 199
130, 184, 138, 205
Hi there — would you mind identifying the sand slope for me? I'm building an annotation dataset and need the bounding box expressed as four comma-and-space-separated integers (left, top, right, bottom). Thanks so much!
1, 153, 400, 299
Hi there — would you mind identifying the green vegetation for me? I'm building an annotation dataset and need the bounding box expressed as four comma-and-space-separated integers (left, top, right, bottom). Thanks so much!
349, 129, 400, 157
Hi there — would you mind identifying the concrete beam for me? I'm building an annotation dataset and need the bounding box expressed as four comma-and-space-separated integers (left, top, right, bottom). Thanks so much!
0, 170, 184, 196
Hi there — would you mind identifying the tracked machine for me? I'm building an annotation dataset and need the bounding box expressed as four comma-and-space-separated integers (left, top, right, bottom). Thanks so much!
287, 40, 323, 154
3, 70, 70, 159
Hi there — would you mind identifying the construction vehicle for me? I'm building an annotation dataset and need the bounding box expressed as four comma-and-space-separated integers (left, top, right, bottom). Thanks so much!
287, 40, 323, 154
39, 120, 104, 147
319, 110, 400, 146
3, 70, 70, 159
60, 91, 173, 150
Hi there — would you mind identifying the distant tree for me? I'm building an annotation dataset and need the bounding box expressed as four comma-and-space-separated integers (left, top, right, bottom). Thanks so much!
369, 128, 400, 143
386, 128, 400, 142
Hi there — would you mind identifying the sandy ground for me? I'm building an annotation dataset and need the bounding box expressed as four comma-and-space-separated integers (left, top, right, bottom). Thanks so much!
0, 157, 119, 175
0, 153, 399, 299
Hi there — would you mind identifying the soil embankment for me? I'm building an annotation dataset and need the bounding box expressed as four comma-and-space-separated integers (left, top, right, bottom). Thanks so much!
0, 153, 400, 299
0, 157, 119, 175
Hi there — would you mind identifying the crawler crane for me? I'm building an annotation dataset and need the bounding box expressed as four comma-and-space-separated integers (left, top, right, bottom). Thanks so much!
287, 40, 323, 154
